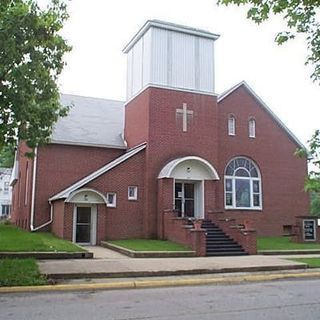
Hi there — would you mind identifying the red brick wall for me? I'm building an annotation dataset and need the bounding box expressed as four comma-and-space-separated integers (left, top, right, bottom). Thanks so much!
217, 86, 309, 235
10, 142, 34, 230
125, 87, 219, 237
34, 144, 123, 228
84, 150, 146, 240
51, 200, 65, 238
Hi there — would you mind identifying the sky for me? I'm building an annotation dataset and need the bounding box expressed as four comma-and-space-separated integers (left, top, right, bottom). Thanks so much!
56, 0, 320, 146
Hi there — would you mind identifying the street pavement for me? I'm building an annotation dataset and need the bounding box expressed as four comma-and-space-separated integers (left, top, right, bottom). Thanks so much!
1, 278, 320, 320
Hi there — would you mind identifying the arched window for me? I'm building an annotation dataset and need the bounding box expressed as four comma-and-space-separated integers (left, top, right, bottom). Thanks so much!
228, 115, 235, 136
225, 157, 262, 209
249, 118, 256, 138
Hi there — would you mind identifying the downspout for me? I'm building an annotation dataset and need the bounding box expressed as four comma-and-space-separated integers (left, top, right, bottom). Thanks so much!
30, 147, 54, 231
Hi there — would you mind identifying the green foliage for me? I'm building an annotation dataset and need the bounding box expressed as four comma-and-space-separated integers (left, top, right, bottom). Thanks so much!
0, 145, 15, 167
298, 130, 320, 193
108, 239, 191, 251
0, 224, 85, 252
0, 258, 47, 286
311, 192, 320, 215
257, 236, 320, 250
217, 0, 320, 83
0, 0, 71, 153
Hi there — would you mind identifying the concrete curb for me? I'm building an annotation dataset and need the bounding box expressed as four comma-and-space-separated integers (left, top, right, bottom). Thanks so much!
259, 250, 320, 255
43, 264, 307, 280
100, 241, 195, 258
0, 252, 93, 259
1, 270, 320, 294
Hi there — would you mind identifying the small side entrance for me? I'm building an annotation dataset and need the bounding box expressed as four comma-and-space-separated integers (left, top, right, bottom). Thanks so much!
73, 205, 97, 245
174, 181, 203, 218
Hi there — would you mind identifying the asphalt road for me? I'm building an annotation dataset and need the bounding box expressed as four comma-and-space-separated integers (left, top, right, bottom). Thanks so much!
1, 278, 320, 320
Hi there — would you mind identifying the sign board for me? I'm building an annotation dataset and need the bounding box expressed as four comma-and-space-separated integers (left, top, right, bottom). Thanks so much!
303, 219, 316, 241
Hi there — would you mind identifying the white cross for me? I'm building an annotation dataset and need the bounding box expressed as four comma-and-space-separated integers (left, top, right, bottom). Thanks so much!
176, 103, 194, 132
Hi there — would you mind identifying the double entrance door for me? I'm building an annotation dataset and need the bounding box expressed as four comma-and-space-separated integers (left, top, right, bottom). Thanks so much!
174, 182, 195, 218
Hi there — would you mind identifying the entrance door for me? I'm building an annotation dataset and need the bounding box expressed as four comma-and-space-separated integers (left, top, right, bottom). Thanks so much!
75, 207, 92, 244
174, 182, 195, 217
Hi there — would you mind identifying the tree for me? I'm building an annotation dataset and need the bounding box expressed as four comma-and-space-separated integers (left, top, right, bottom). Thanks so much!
0, 145, 15, 167
311, 192, 320, 215
217, 0, 320, 83
0, 0, 71, 154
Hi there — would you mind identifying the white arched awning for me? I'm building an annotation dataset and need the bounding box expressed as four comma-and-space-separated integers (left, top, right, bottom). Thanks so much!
158, 156, 219, 180
65, 188, 107, 205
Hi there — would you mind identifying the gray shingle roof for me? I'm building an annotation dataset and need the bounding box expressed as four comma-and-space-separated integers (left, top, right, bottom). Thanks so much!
51, 94, 126, 149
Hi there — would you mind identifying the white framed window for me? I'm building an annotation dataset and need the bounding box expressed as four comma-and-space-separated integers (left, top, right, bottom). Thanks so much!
106, 192, 116, 207
224, 157, 262, 210
228, 115, 235, 136
128, 186, 138, 200
4, 182, 9, 195
249, 118, 256, 138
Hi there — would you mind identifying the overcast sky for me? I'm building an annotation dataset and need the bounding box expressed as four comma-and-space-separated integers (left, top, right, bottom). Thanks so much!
57, 0, 320, 146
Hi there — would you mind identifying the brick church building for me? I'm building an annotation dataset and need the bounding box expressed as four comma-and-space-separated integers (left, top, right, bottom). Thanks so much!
10, 20, 309, 255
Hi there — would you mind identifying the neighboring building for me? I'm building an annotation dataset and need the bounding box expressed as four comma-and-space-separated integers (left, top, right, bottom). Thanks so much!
10, 20, 309, 254
0, 168, 12, 218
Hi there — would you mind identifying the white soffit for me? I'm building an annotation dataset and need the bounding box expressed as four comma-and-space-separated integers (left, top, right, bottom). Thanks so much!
218, 81, 306, 151
123, 20, 220, 53
158, 156, 220, 180
49, 143, 146, 201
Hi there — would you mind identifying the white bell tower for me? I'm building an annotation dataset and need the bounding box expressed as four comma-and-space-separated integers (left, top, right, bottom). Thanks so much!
123, 20, 219, 100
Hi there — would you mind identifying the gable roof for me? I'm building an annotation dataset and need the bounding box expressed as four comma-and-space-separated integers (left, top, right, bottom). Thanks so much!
51, 94, 126, 149
49, 143, 146, 202
218, 81, 306, 151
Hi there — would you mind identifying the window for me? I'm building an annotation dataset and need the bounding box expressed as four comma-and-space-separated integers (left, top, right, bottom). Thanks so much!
1, 205, 9, 216
249, 118, 256, 138
224, 157, 262, 209
128, 186, 138, 200
3, 182, 9, 195
106, 193, 116, 207
228, 115, 235, 136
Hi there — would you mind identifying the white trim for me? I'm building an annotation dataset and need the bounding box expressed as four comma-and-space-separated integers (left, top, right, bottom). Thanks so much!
228, 115, 235, 136
158, 156, 219, 180
49, 143, 146, 201
218, 81, 306, 151
224, 156, 262, 210
123, 19, 220, 53
125, 84, 218, 106
50, 139, 126, 150
73, 205, 97, 245
106, 192, 117, 208
128, 186, 138, 200
66, 188, 107, 204
249, 118, 256, 138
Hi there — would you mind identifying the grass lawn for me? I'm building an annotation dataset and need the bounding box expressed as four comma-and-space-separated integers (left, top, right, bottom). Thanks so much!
0, 258, 47, 286
108, 239, 191, 251
258, 236, 320, 251
290, 258, 320, 268
0, 224, 85, 252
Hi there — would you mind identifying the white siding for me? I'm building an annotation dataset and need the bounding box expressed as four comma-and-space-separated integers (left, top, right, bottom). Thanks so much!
199, 38, 214, 92
131, 37, 143, 95
151, 28, 168, 86
171, 31, 195, 89
126, 25, 216, 99
142, 30, 152, 88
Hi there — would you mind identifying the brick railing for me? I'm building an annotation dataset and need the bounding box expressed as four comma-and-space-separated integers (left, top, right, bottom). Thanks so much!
208, 212, 257, 254
163, 210, 206, 256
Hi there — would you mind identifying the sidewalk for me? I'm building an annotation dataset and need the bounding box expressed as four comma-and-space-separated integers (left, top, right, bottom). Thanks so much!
38, 246, 311, 280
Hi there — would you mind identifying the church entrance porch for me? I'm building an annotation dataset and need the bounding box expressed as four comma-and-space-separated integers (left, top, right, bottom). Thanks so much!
174, 181, 203, 219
